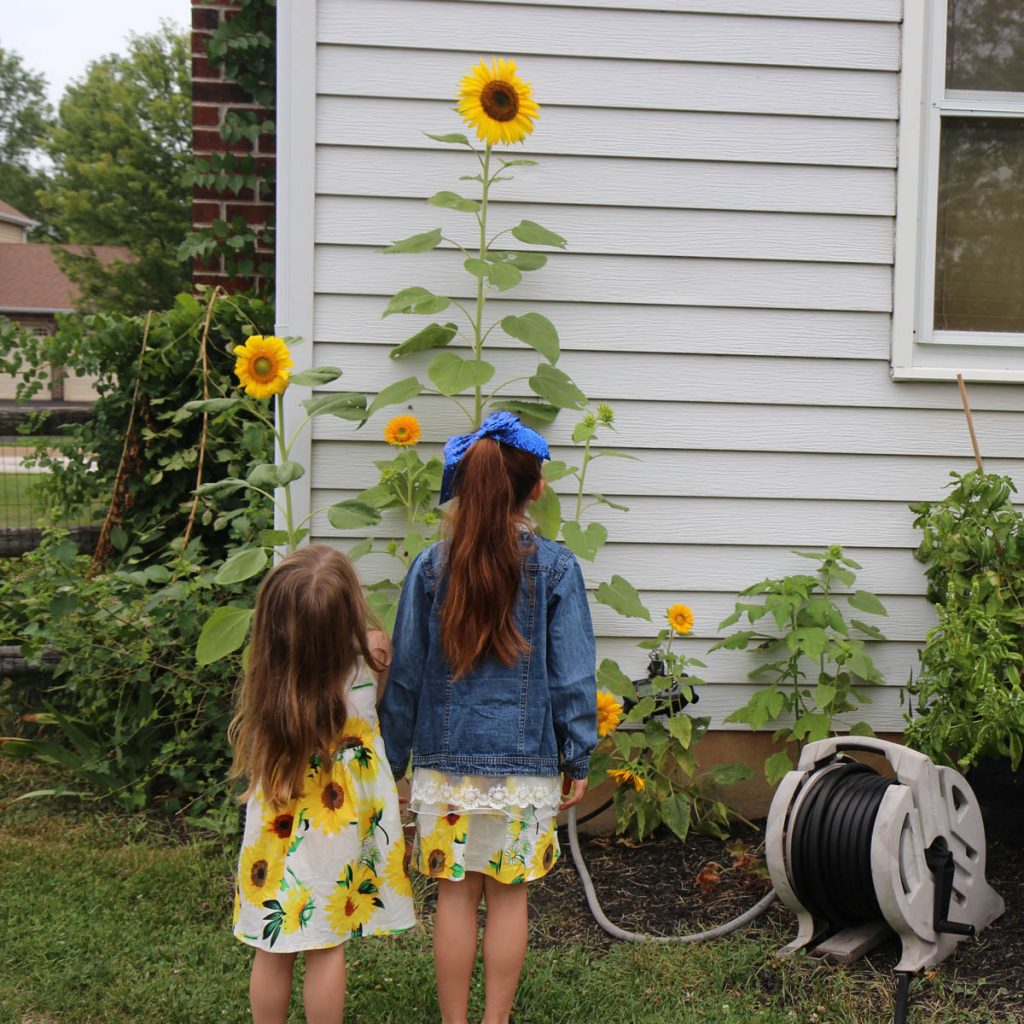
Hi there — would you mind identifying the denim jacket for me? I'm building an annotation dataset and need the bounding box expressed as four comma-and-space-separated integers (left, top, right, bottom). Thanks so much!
379, 534, 597, 782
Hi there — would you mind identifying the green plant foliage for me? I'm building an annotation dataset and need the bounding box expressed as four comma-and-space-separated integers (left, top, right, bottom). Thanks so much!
0, 533, 250, 816
711, 546, 887, 783
0, 291, 276, 562
905, 470, 1024, 770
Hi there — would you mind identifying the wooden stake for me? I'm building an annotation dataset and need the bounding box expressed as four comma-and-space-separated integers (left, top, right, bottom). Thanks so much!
957, 373, 984, 472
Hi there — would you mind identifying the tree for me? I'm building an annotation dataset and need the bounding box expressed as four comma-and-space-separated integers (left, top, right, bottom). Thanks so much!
42, 25, 191, 313
0, 46, 53, 227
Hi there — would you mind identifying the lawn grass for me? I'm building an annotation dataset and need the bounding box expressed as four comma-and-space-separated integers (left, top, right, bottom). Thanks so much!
0, 787, 1014, 1024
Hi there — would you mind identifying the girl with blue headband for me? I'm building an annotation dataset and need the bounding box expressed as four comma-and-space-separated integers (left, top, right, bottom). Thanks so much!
380, 411, 597, 1024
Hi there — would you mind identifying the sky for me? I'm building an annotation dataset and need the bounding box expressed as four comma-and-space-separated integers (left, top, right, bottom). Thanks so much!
4, 0, 189, 108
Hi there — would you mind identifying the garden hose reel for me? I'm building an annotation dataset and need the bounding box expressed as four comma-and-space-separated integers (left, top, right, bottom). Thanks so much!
765, 737, 1004, 972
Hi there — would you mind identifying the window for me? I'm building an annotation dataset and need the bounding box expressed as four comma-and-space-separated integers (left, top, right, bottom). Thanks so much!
892, 0, 1024, 380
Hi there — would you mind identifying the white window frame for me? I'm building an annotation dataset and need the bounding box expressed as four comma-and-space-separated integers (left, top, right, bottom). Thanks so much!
892, 0, 1024, 381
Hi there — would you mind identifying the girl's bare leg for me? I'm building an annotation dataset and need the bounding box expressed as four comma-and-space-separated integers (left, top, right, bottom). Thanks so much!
434, 873, 485, 1024
250, 949, 296, 1024
302, 944, 347, 1024
481, 876, 528, 1024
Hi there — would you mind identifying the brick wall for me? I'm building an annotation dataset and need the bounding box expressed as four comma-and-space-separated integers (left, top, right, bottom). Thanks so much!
190, 0, 275, 293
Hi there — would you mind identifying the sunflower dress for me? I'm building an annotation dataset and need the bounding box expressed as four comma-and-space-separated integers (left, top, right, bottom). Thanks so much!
409, 769, 562, 885
233, 668, 415, 952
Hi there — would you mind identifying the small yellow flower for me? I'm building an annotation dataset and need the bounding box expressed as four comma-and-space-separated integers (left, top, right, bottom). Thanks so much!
383, 414, 421, 447
596, 690, 623, 738
667, 603, 694, 635
609, 767, 646, 792
457, 57, 540, 147
233, 335, 293, 399
279, 883, 314, 935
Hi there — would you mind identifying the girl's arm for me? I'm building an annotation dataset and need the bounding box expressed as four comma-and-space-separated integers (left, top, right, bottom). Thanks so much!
547, 555, 598, 782
368, 629, 392, 705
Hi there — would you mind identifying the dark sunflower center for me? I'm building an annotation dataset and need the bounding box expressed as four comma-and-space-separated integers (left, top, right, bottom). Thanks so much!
445, 812, 461, 826
428, 848, 447, 875
543, 843, 554, 870
480, 80, 519, 122
345, 896, 357, 916
271, 814, 293, 839
251, 859, 268, 886
322, 782, 345, 810
253, 356, 274, 377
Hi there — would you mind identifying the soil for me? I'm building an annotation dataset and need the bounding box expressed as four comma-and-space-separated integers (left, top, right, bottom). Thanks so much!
520, 820, 1024, 1018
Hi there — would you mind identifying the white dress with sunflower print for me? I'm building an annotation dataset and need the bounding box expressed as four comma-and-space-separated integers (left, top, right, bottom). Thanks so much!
233, 671, 415, 952
409, 770, 562, 885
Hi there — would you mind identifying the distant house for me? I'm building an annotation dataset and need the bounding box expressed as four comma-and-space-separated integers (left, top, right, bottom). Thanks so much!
274, 1, 1024, 773
0, 199, 129, 403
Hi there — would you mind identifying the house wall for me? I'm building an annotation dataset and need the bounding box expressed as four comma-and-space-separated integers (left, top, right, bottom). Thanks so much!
0, 222, 25, 244
288, 0, 1024, 737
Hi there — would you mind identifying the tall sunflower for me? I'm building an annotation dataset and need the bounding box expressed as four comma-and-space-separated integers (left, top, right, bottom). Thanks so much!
457, 57, 539, 146
667, 603, 695, 635
233, 334, 293, 399
383, 414, 421, 447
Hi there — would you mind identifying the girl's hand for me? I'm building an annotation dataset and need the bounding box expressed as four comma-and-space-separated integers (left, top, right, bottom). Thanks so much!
560, 774, 589, 811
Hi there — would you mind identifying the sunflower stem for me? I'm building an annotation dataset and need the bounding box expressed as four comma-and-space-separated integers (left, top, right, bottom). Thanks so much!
472, 144, 492, 429
276, 392, 297, 551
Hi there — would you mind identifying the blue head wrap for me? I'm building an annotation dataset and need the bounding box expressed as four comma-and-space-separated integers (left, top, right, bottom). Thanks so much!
440, 411, 550, 503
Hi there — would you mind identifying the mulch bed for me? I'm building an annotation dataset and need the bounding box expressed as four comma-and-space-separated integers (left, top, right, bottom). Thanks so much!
522, 820, 1023, 1016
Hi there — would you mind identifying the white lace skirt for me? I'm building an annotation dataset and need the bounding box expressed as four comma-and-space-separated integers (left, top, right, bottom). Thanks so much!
408, 768, 562, 884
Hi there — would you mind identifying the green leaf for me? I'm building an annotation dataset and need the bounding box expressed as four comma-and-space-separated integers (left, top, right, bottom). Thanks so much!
814, 682, 837, 709
793, 713, 832, 743
327, 500, 382, 530
528, 486, 561, 539
597, 659, 636, 700
464, 258, 490, 277
382, 286, 451, 318
764, 751, 794, 785
561, 521, 607, 561
724, 687, 785, 729
706, 763, 754, 786
425, 132, 470, 146
390, 322, 458, 359
247, 461, 305, 489
182, 397, 242, 413
215, 547, 269, 585
260, 530, 290, 547
511, 219, 567, 249
849, 721, 875, 737
507, 251, 547, 271
595, 576, 651, 620
542, 460, 575, 483
381, 228, 443, 254
851, 618, 886, 641
667, 714, 693, 747
427, 190, 480, 212
289, 366, 343, 387
428, 354, 495, 396
500, 313, 560, 364
528, 364, 587, 410
848, 590, 889, 616
660, 792, 691, 842
488, 262, 522, 291
788, 626, 828, 659
362, 377, 424, 422
196, 606, 254, 665
492, 399, 559, 425
301, 392, 367, 419
573, 420, 596, 443
499, 158, 538, 168
592, 493, 629, 512
347, 537, 373, 561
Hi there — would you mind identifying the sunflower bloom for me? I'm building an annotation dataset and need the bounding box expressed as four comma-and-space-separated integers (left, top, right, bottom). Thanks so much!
239, 838, 286, 905
667, 603, 695, 635
457, 57, 539, 146
303, 763, 355, 835
383, 837, 413, 898
279, 883, 314, 935
233, 335, 293, 399
327, 864, 384, 934
609, 767, 646, 792
384, 414, 421, 447
527, 822, 559, 878
596, 690, 624, 738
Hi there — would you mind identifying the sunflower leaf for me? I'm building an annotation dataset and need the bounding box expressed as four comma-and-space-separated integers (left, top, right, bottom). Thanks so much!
361, 377, 424, 424
562, 521, 607, 561
464, 258, 491, 277
215, 547, 269, 585
528, 364, 587, 410
301, 392, 367, 420
500, 158, 538, 168
591, 493, 630, 512
488, 262, 522, 291
382, 286, 450, 318
528, 486, 561, 540
501, 313, 559, 364
381, 228, 442, 254
428, 190, 480, 213
390, 322, 459, 360
596, 575, 651, 621
183, 397, 243, 414
511, 219, 567, 249
492, 399, 560, 425
506, 251, 547, 272
327, 500, 382, 531
197, 606, 254, 665
289, 366, 343, 387
425, 132, 471, 146
427, 354, 495, 396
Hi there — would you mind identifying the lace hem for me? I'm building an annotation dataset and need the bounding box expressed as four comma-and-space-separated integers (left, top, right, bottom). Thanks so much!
409, 770, 562, 814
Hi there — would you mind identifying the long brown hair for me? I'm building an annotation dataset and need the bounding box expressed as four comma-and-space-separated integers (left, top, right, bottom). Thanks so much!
441, 438, 543, 678
228, 544, 384, 806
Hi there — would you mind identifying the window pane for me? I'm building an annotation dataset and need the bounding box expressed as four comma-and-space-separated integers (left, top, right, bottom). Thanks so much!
946, 0, 1024, 92
934, 116, 1024, 333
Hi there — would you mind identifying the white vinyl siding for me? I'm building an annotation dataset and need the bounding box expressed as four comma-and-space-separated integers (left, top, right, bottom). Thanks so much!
280, 0, 1024, 734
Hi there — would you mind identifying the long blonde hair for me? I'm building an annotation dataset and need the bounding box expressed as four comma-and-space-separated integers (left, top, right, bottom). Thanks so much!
228, 545, 384, 806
